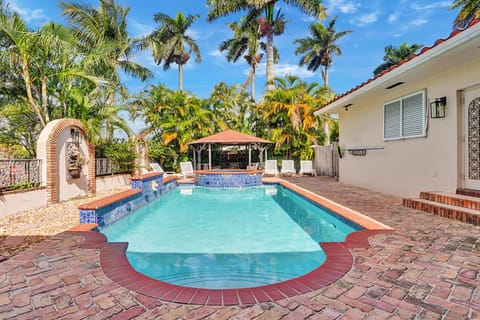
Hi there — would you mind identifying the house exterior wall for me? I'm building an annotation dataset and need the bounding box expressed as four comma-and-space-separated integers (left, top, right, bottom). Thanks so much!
338, 56, 480, 198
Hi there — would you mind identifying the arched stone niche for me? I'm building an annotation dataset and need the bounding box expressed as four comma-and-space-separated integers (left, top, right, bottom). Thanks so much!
37, 119, 95, 204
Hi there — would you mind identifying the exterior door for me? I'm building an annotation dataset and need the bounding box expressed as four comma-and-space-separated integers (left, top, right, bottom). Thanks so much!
464, 87, 480, 189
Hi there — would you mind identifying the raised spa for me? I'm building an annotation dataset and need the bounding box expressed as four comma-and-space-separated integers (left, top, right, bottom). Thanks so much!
194, 169, 262, 188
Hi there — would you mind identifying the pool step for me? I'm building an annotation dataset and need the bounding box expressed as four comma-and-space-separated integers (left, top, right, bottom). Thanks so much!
403, 191, 480, 226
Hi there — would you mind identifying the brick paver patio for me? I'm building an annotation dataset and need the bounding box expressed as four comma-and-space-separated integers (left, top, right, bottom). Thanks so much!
0, 177, 479, 319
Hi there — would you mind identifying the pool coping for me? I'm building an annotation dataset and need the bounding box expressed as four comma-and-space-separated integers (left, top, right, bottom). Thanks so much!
72, 179, 393, 306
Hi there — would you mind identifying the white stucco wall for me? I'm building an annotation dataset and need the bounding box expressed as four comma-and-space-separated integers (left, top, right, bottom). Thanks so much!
96, 174, 131, 193
0, 188, 47, 219
338, 56, 480, 198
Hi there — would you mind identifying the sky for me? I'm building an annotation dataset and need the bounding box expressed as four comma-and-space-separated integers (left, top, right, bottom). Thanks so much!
6, 0, 459, 101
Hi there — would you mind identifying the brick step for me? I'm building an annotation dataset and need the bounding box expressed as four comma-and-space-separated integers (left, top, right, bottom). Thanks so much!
403, 198, 480, 226
456, 188, 480, 198
420, 191, 480, 210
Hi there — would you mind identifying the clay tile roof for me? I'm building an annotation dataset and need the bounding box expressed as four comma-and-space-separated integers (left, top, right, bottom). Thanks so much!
188, 129, 273, 145
317, 19, 480, 111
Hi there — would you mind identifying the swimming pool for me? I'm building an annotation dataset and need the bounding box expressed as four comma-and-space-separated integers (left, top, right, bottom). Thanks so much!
101, 185, 361, 289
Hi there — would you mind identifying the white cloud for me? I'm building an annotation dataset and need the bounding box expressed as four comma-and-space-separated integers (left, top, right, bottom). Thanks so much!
350, 12, 378, 27
388, 13, 399, 23
209, 50, 223, 58
254, 63, 315, 78
128, 18, 154, 38
410, 1, 451, 10
7, 0, 47, 24
326, 0, 359, 14
411, 18, 428, 26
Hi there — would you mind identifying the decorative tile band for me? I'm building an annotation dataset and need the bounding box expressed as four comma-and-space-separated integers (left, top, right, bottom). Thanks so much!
196, 172, 262, 188
79, 174, 177, 229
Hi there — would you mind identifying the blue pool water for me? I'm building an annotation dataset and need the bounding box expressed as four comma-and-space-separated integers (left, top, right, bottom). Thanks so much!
101, 185, 361, 289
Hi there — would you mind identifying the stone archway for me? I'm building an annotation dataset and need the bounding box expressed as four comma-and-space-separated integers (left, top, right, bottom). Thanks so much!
37, 119, 95, 204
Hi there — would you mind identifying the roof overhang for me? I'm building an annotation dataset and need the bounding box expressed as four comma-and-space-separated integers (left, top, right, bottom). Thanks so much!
315, 22, 480, 115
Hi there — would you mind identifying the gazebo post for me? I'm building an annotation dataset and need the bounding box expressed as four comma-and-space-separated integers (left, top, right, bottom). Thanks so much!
208, 144, 212, 170
248, 144, 251, 166
193, 149, 196, 169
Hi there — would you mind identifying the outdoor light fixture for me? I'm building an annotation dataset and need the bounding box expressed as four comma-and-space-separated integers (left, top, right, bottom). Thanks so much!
430, 97, 446, 118
343, 103, 353, 111
70, 128, 82, 145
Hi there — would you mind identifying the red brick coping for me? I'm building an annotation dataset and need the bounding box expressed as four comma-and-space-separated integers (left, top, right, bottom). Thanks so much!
131, 171, 163, 181
70, 180, 393, 305
78, 189, 142, 210
68, 229, 390, 305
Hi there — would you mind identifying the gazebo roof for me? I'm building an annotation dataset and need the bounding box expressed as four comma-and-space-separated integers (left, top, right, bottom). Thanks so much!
188, 129, 272, 145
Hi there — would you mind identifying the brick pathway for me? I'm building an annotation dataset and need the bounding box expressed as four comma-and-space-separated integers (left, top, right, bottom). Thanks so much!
0, 177, 479, 319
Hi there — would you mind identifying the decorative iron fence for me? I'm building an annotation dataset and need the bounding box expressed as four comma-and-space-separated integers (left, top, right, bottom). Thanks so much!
0, 159, 42, 191
95, 158, 132, 176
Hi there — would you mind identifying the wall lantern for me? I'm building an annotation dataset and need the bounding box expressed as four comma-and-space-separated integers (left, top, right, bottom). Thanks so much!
430, 97, 446, 119
70, 128, 82, 145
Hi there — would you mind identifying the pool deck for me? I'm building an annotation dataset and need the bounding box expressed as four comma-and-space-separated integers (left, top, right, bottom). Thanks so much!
1, 176, 479, 319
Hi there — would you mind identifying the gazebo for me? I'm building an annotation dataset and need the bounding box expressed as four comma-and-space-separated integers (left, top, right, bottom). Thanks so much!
187, 129, 273, 170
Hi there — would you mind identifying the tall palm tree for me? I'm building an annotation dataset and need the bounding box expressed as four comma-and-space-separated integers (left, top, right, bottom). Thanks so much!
143, 12, 201, 91
61, 0, 151, 141
294, 17, 352, 86
207, 0, 326, 91
451, 0, 480, 29
61, 0, 151, 83
373, 42, 423, 76
219, 19, 264, 99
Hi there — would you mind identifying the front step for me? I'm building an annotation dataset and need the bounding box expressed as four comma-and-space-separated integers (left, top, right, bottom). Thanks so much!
403, 193, 480, 226
420, 191, 480, 210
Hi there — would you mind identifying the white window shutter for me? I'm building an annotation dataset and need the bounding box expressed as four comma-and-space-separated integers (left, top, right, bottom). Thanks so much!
402, 92, 424, 137
384, 101, 401, 139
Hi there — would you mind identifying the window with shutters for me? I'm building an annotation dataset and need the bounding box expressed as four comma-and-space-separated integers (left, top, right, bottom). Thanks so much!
383, 90, 426, 140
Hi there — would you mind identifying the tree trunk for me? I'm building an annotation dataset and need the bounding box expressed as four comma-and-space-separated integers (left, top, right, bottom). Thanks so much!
266, 30, 274, 91
22, 58, 46, 128
324, 65, 329, 87
178, 63, 183, 91
41, 76, 50, 123
251, 68, 256, 101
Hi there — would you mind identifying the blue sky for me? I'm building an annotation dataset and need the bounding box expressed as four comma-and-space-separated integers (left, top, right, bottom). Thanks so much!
7, 0, 459, 100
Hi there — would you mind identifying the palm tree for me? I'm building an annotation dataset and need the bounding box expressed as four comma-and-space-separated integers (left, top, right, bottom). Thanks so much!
294, 17, 352, 86
61, 0, 151, 142
373, 42, 423, 76
142, 12, 201, 91
207, 0, 326, 91
451, 0, 480, 29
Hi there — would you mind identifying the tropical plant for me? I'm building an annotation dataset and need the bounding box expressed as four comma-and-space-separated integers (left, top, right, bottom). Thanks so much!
207, 0, 326, 91
208, 82, 254, 131
451, 0, 480, 29
373, 42, 423, 76
294, 17, 352, 86
131, 84, 220, 167
141, 12, 201, 91
261, 75, 325, 159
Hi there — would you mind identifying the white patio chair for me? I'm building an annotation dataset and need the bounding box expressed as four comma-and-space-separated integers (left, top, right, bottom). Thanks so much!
299, 160, 316, 176
180, 161, 195, 178
263, 160, 279, 176
247, 162, 259, 170
280, 160, 296, 176
149, 162, 176, 176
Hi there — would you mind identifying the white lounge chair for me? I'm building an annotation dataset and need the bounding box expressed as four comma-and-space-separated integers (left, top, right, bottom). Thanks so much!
150, 162, 176, 176
299, 160, 316, 176
263, 160, 279, 176
281, 160, 296, 176
180, 161, 195, 178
